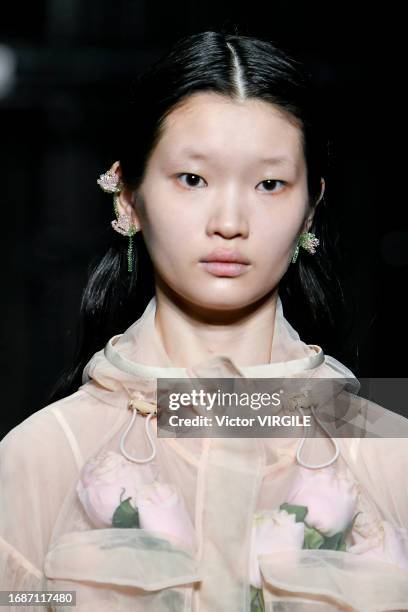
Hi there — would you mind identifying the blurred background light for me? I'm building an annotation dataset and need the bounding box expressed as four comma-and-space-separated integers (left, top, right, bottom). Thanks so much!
0, 44, 16, 99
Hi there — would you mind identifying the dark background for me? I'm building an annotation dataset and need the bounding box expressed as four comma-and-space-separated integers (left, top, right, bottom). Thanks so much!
1, 2, 406, 438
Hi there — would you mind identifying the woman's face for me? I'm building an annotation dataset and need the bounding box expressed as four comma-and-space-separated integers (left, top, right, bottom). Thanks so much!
132, 92, 313, 312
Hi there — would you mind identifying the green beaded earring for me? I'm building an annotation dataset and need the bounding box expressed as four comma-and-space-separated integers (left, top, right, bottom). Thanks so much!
97, 169, 140, 273
291, 232, 320, 264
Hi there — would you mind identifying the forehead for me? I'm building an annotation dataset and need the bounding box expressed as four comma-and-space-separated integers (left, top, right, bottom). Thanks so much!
155, 92, 303, 168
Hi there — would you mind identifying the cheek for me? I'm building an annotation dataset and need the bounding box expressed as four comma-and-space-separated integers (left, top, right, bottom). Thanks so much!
255, 218, 299, 259
143, 209, 193, 270
250, 218, 301, 283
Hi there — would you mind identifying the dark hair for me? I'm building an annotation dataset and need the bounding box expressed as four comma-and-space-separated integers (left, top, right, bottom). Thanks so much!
47, 29, 350, 404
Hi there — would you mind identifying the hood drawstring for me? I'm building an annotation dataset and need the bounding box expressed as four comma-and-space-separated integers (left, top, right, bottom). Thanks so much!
119, 396, 157, 464
119, 394, 340, 470
295, 405, 339, 469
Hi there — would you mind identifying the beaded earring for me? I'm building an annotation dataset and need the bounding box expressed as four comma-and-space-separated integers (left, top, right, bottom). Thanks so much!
291, 232, 320, 264
97, 169, 140, 273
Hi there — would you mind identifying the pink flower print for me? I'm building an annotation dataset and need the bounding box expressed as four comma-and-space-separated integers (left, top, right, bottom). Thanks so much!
76, 450, 156, 528
136, 481, 196, 553
249, 509, 305, 589
286, 466, 358, 537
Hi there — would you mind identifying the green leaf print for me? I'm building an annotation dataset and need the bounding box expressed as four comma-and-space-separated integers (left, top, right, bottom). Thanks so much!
250, 585, 265, 612
279, 502, 308, 523
303, 525, 325, 549
112, 497, 140, 528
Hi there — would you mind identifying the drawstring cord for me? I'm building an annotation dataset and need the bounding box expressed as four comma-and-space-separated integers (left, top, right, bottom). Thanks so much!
119, 396, 158, 463
295, 404, 339, 469
119, 393, 340, 469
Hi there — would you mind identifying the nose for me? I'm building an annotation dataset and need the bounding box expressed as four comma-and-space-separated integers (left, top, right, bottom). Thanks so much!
205, 189, 249, 239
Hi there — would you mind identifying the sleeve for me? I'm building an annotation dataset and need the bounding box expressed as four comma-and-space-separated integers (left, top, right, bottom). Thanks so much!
0, 409, 80, 608
0, 534, 43, 592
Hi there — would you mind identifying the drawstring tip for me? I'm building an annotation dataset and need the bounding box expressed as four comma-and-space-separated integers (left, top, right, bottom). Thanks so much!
128, 397, 157, 417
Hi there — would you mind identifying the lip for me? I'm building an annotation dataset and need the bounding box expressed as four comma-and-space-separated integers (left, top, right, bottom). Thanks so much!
199, 261, 250, 277
201, 248, 250, 264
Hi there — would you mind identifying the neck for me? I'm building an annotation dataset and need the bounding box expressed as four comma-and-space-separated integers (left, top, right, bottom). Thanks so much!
153, 284, 279, 368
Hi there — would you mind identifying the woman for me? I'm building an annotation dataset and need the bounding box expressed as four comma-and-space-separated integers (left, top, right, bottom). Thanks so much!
1, 31, 408, 612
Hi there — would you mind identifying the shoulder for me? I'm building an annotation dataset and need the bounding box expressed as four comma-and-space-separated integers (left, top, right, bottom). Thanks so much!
0, 388, 112, 474
339, 390, 408, 439
0, 391, 83, 474
1, 390, 85, 448
336, 392, 408, 490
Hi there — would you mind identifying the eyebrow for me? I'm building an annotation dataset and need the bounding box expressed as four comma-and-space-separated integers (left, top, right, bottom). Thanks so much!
178, 148, 296, 168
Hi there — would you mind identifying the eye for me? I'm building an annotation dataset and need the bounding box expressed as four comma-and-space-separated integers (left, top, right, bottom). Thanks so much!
176, 173, 207, 189
257, 179, 286, 193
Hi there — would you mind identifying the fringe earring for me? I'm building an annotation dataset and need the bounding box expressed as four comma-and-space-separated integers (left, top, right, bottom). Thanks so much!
97, 169, 140, 273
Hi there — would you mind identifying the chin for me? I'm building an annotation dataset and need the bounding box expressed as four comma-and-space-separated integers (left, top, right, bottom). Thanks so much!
186, 290, 257, 313
164, 277, 264, 313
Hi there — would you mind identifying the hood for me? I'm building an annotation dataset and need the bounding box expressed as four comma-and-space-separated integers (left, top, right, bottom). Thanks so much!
79, 294, 361, 470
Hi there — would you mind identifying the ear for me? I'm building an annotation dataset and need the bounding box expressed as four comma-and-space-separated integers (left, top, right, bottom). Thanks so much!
302, 177, 325, 233
316, 177, 325, 205
108, 160, 142, 229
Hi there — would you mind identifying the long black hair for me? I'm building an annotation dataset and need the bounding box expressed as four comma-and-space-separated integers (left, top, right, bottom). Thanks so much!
47, 29, 351, 404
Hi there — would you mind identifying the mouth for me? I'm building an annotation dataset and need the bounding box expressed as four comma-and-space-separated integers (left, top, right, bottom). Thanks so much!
199, 261, 251, 277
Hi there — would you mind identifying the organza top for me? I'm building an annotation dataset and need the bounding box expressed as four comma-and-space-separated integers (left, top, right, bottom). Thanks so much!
1, 294, 408, 611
